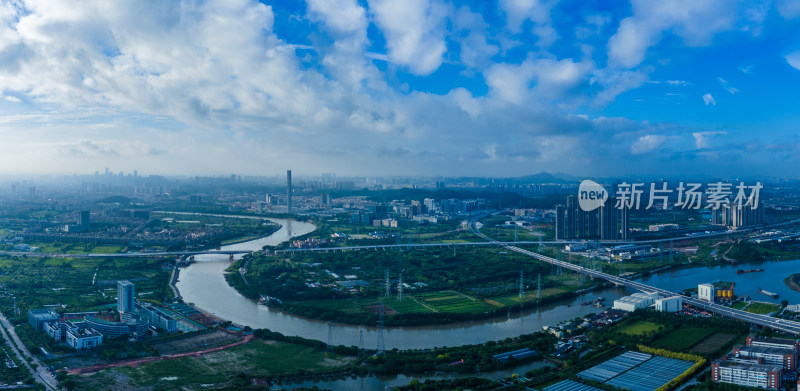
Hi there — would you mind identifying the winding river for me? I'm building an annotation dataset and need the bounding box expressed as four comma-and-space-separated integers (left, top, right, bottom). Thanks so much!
176, 217, 800, 351
175, 217, 630, 350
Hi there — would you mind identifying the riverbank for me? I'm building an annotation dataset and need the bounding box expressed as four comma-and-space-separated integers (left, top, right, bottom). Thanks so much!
784, 273, 800, 293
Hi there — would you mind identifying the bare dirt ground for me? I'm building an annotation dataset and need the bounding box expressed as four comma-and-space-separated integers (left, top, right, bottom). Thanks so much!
151, 330, 240, 355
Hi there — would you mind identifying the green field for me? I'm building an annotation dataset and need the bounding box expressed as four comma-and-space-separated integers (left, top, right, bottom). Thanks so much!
618, 320, 663, 336
71, 339, 353, 390
653, 327, 715, 351
745, 302, 781, 314
415, 291, 494, 313
731, 301, 748, 310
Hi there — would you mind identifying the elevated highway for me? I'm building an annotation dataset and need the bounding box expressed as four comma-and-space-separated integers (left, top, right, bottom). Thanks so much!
467, 217, 800, 335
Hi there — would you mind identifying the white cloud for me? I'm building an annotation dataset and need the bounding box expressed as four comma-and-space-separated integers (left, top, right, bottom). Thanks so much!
777, 0, 800, 19
484, 57, 593, 104
453, 6, 499, 69
630, 134, 667, 154
738, 65, 755, 74
666, 80, 689, 86
367, 0, 448, 75
717, 77, 740, 94
499, 0, 558, 47
702, 93, 717, 106
607, 0, 743, 68
786, 51, 800, 70
692, 131, 727, 149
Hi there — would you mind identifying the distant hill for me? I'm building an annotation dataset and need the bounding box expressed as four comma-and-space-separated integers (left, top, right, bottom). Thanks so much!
503, 172, 576, 184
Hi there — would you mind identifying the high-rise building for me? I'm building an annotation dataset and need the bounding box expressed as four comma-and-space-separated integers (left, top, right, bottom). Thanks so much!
559, 194, 625, 241
619, 206, 629, 240
731, 202, 763, 228
600, 197, 618, 240
287, 170, 293, 214
78, 210, 90, 231
555, 205, 565, 240
565, 195, 578, 239
117, 281, 135, 313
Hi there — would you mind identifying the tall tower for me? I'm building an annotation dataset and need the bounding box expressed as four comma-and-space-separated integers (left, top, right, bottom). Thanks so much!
117, 280, 135, 313
286, 170, 293, 214
518, 270, 524, 299
397, 272, 404, 301
384, 270, 391, 297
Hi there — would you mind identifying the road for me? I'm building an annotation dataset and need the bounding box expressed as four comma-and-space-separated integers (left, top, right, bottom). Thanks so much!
273, 216, 800, 254
0, 312, 57, 390
466, 216, 800, 336
0, 249, 251, 258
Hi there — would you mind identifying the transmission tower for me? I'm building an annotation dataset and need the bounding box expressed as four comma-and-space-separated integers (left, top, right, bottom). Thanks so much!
353, 288, 359, 309
397, 272, 404, 301
538, 233, 543, 251
514, 225, 518, 242
376, 303, 386, 353
537, 274, 541, 300
384, 270, 391, 298
518, 270, 524, 299
327, 322, 333, 351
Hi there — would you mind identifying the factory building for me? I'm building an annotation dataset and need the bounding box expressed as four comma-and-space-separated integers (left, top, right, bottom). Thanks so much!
698, 283, 715, 302
654, 296, 683, 312
612, 293, 660, 312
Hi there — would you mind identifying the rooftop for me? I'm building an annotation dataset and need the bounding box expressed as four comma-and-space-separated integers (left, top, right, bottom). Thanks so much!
715, 359, 783, 373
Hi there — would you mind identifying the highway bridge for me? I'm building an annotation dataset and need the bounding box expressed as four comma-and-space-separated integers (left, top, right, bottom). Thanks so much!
466, 217, 800, 336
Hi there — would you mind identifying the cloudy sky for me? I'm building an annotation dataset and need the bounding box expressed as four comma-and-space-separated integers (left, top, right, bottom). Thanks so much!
0, 0, 799, 177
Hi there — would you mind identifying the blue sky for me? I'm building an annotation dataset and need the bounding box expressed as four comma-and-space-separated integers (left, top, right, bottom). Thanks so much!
0, 0, 799, 177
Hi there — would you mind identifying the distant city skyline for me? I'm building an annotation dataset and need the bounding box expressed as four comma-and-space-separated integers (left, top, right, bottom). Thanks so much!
0, 1, 799, 177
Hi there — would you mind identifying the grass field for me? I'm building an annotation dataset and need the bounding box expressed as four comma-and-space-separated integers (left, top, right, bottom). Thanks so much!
745, 302, 781, 314
618, 320, 663, 336
73, 339, 353, 390
731, 301, 748, 310
690, 333, 738, 354
416, 291, 494, 313
653, 327, 715, 351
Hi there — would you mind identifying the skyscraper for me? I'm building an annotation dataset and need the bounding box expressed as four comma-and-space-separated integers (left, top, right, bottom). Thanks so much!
286, 169, 293, 214
565, 195, 577, 239
555, 204, 565, 240
600, 197, 618, 240
117, 280, 135, 313
78, 210, 90, 231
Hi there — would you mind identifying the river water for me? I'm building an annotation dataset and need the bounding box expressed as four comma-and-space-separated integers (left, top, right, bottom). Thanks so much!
176, 217, 800, 350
